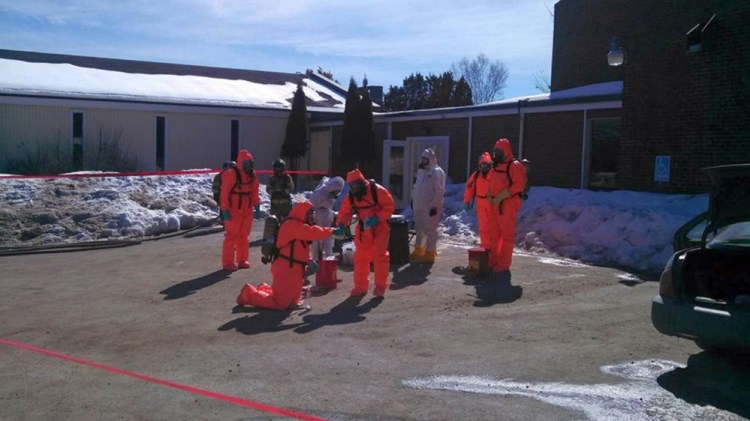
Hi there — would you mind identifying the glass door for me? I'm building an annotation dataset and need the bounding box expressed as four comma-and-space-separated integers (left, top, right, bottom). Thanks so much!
382, 140, 408, 209
383, 136, 450, 210
586, 118, 621, 190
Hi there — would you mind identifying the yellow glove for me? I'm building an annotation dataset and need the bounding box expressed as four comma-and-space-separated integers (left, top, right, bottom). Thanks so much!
488, 189, 511, 206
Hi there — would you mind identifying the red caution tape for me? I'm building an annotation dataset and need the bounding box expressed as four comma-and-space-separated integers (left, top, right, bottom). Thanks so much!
0, 170, 328, 180
0, 338, 326, 421
1, 169, 329, 180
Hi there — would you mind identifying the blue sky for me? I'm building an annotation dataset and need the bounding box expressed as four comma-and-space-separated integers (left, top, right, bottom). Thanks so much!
0, 0, 555, 100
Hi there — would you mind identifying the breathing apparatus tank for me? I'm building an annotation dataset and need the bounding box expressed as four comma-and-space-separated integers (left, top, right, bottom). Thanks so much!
261, 215, 280, 264
520, 159, 531, 200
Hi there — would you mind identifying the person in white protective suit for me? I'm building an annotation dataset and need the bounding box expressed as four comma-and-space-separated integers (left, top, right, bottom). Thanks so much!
309, 176, 345, 260
410, 148, 445, 263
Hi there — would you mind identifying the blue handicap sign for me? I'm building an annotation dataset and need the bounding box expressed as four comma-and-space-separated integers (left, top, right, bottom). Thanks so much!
654, 156, 671, 182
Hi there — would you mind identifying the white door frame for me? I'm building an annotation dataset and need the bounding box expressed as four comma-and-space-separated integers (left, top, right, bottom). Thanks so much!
382, 139, 409, 209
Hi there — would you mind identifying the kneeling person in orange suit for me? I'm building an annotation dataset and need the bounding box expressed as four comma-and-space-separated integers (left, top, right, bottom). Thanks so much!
335, 169, 395, 298
236, 201, 335, 310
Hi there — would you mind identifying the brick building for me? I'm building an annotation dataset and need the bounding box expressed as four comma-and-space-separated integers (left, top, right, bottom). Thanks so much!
316, 0, 749, 205
2, 0, 746, 202
553, 0, 750, 193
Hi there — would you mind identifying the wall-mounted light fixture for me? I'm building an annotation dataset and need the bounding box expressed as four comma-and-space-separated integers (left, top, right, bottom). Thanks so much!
607, 37, 625, 66
686, 13, 716, 53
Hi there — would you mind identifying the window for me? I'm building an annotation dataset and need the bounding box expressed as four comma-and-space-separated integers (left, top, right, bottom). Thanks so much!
156, 116, 166, 171
588, 118, 621, 190
72, 112, 84, 169
231, 119, 239, 161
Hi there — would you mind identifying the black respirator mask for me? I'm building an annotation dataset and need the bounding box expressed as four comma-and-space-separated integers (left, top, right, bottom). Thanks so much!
349, 180, 366, 201
274, 166, 284, 176
242, 160, 254, 174
329, 190, 341, 199
418, 157, 429, 170
492, 149, 504, 165
305, 209, 316, 225
480, 163, 491, 174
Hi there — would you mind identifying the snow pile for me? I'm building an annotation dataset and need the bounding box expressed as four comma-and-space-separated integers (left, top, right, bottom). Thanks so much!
0, 173, 708, 275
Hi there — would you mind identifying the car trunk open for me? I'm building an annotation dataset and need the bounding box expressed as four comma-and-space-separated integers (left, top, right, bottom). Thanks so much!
681, 164, 750, 303
681, 247, 750, 302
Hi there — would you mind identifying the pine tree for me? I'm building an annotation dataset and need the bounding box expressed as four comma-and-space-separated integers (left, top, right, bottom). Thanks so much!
356, 78, 376, 164
383, 85, 406, 112
339, 77, 360, 163
382, 71, 473, 111
281, 81, 309, 176
453, 77, 474, 106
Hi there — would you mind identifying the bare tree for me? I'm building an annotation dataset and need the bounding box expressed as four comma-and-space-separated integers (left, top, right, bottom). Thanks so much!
452, 54, 509, 104
533, 69, 551, 93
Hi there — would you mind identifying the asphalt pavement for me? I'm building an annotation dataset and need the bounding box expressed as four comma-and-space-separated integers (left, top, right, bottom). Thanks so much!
2, 224, 748, 420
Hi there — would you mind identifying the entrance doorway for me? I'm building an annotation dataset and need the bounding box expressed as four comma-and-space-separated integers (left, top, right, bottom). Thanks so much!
585, 117, 621, 190
382, 136, 449, 209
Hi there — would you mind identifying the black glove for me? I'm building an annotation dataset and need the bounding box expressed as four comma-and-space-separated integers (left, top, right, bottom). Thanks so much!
429, 207, 437, 217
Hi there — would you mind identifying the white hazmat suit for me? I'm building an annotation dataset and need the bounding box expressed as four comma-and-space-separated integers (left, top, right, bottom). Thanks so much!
411, 148, 445, 261
309, 176, 345, 259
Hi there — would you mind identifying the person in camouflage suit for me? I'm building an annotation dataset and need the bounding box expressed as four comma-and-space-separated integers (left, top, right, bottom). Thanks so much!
266, 158, 295, 220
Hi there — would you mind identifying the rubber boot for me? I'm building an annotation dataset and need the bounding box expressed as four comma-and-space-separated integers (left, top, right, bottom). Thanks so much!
413, 250, 436, 263
373, 286, 386, 297
410, 246, 426, 260
236, 283, 255, 305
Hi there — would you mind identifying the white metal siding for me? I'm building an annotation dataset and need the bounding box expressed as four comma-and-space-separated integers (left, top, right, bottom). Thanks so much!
1, 104, 72, 162
1, 99, 289, 172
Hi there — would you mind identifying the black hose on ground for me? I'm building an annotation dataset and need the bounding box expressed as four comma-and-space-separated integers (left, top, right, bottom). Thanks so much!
0, 217, 222, 256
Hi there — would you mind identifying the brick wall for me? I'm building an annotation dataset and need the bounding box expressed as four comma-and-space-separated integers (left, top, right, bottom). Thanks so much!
551, 0, 631, 91
523, 111, 584, 189
391, 118, 470, 182
555, 0, 750, 193
330, 123, 388, 183
619, 0, 750, 193
471, 115, 519, 173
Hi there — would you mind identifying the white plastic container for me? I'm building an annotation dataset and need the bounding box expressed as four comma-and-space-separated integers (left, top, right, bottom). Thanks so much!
341, 241, 356, 266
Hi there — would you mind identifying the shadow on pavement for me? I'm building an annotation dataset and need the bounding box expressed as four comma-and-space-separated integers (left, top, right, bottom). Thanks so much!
657, 351, 750, 419
293, 295, 383, 334
159, 270, 231, 300
390, 263, 432, 290
451, 267, 522, 307
217, 295, 383, 335
217, 309, 304, 334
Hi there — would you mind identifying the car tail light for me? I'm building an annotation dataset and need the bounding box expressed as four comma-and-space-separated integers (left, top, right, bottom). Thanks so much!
658, 254, 676, 297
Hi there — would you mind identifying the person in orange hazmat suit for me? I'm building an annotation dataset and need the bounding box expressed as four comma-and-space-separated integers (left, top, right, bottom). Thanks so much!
220, 149, 260, 271
236, 201, 335, 310
463, 152, 494, 249
486, 138, 526, 272
335, 169, 395, 298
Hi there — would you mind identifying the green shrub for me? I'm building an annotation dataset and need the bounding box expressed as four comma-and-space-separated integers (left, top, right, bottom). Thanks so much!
3, 128, 140, 175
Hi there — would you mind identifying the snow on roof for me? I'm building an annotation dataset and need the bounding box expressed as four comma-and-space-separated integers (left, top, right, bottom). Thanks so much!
0, 58, 346, 109
484, 81, 623, 106
549, 81, 623, 100
301, 77, 346, 109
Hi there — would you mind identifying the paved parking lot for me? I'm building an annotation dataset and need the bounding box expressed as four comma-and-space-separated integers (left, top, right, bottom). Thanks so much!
2, 226, 747, 420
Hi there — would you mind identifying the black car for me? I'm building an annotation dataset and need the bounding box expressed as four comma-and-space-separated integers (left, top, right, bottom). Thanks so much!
651, 164, 750, 353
